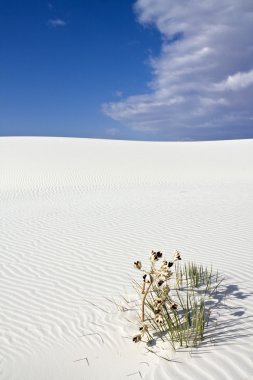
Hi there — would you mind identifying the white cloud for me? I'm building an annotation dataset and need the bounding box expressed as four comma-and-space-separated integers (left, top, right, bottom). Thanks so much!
48, 18, 66, 27
103, 0, 253, 139
214, 70, 253, 91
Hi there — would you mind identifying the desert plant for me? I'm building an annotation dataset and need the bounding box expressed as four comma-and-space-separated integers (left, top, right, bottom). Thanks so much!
132, 251, 222, 350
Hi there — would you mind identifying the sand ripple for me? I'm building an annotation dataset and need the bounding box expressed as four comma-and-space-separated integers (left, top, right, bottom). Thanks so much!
0, 137, 253, 379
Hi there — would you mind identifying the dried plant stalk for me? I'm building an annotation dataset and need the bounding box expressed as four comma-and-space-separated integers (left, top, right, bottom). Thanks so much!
141, 274, 153, 322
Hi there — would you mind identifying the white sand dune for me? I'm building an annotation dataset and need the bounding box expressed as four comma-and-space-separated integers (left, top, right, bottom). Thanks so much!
0, 137, 253, 380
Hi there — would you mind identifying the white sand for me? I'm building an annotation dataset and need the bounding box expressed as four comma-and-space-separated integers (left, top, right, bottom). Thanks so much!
0, 137, 253, 380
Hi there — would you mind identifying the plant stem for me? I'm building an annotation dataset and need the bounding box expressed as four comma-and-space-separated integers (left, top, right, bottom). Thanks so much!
141, 275, 153, 322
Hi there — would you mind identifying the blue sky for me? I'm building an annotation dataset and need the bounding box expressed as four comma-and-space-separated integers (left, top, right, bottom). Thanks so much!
1, 0, 253, 141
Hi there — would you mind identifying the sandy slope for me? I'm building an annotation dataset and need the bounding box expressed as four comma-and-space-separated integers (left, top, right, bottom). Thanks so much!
0, 137, 253, 380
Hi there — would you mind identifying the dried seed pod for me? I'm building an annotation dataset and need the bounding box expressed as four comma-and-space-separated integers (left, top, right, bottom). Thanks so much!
155, 314, 164, 324
133, 334, 142, 343
170, 303, 178, 310
139, 324, 149, 334
150, 250, 163, 262
149, 251, 158, 262
156, 251, 163, 259
160, 261, 168, 270
143, 274, 151, 283
173, 250, 181, 261
154, 297, 163, 306
134, 261, 142, 270
157, 279, 164, 287
154, 306, 162, 315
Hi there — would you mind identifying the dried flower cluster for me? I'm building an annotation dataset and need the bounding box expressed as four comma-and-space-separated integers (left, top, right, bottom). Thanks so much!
132, 249, 182, 343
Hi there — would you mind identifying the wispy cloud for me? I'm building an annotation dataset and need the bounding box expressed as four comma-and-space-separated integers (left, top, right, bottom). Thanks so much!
103, 0, 253, 140
213, 70, 253, 91
48, 18, 67, 27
